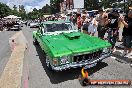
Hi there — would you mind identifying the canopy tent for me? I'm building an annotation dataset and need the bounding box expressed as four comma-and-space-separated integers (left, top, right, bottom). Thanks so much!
4, 15, 21, 19
43, 15, 52, 18
60, 14, 67, 17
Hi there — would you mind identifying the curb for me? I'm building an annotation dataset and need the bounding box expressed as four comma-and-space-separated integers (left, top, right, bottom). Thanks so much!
0, 31, 28, 88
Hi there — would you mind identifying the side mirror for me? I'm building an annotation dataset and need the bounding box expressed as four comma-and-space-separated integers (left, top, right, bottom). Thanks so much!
37, 32, 42, 37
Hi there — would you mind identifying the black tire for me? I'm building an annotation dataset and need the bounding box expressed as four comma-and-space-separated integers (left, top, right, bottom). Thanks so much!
97, 61, 102, 65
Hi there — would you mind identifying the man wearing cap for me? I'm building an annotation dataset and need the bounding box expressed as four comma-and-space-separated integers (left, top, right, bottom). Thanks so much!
120, 7, 132, 59
96, 8, 108, 39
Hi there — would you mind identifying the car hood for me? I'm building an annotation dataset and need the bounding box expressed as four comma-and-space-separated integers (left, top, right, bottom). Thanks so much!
41, 32, 111, 58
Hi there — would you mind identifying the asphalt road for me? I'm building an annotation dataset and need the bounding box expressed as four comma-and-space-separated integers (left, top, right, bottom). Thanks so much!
0, 31, 16, 76
20, 25, 132, 88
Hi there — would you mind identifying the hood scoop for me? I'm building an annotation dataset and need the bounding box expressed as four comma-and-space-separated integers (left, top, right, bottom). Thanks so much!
63, 32, 80, 40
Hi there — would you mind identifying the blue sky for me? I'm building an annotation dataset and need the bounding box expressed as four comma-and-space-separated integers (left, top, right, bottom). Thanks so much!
0, 0, 50, 12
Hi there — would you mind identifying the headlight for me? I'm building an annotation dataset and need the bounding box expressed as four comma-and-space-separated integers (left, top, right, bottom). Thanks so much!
103, 48, 110, 53
60, 56, 70, 65
53, 59, 58, 66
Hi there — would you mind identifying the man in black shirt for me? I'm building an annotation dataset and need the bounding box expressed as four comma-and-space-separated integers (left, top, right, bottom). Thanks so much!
107, 9, 119, 52
82, 19, 89, 34
120, 8, 132, 58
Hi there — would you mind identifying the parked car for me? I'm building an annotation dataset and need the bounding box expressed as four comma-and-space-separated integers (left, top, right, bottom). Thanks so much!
30, 22, 39, 28
8, 23, 21, 31
33, 21, 111, 71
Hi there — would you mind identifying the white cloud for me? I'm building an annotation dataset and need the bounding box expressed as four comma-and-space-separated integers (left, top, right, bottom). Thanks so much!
25, 5, 33, 12
25, 0, 50, 12
38, 0, 50, 8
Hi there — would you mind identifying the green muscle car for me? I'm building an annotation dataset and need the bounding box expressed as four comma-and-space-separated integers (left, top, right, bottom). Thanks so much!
33, 21, 111, 71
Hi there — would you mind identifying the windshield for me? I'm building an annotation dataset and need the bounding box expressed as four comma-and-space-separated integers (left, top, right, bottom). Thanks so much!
45, 23, 73, 32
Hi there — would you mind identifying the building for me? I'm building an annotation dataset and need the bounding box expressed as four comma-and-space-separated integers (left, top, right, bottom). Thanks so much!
66, 0, 73, 10
60, 0, 74, 13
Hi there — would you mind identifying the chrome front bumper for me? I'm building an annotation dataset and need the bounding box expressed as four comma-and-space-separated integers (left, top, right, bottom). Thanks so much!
52, 53, 111, 71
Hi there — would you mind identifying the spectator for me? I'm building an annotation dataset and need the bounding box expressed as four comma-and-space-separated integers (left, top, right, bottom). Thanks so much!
82, 18, 89, 34
96, 8, 108, 39
120, 8, 132, 58
77, 16, 82, 31
107, 9, 120, 52
88, 14, 98, 36
72, 14, 77, 25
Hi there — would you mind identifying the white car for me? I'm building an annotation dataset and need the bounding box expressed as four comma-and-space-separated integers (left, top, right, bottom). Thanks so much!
30, 22, 39, 28
9, 24, 21, 31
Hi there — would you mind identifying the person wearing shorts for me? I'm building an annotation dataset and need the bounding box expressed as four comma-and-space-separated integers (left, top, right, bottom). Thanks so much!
107, 9, 120, 52
96, 8, 108, 39
120, 8, 132, 58
88, 14, 98, 36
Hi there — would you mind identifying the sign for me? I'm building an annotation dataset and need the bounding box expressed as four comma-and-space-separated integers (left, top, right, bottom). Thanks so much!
73, 0, 84, 8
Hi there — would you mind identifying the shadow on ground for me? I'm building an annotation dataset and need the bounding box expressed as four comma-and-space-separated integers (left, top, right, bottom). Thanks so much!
34, 44, 108, 84
112, 51, 132, 64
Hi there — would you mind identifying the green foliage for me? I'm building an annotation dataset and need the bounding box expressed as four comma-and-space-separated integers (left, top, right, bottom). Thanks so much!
84, 0, 129, 10
27, 4, 51, 20
0, 2, 12, 18
0, 0, 131, 20
0, 3, 27, 19
50, 0, 61, 14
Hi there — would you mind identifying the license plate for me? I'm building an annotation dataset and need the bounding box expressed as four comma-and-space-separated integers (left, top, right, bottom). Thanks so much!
84, 63, 97, 69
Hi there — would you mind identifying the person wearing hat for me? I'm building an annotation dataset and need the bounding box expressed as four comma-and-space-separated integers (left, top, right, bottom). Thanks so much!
107, 9, 120, 52
96, 8, 108, 39
120, 7, 132, 59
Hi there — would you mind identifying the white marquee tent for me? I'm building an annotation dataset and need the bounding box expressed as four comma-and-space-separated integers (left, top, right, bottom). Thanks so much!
4, 15, 21, 19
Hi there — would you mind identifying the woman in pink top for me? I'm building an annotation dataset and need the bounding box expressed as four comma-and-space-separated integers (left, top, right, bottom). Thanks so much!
77, 16, 82, 31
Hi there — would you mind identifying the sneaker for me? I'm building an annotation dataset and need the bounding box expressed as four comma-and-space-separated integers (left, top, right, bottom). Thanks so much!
124, 52, 132, 58
120, 51, 127, 57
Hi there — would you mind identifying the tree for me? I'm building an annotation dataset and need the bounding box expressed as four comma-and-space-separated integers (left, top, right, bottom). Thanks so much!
13, 5, 17, 11
84, 0, 100, 10
0, 3, 12, 18
50, 0, 61, 14
41, 4, 51, 14
27, 8, 39, 20
19, 5, 27, 20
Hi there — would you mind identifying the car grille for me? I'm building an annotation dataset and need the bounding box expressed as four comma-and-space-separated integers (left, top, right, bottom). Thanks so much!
73, 50, 103, 62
